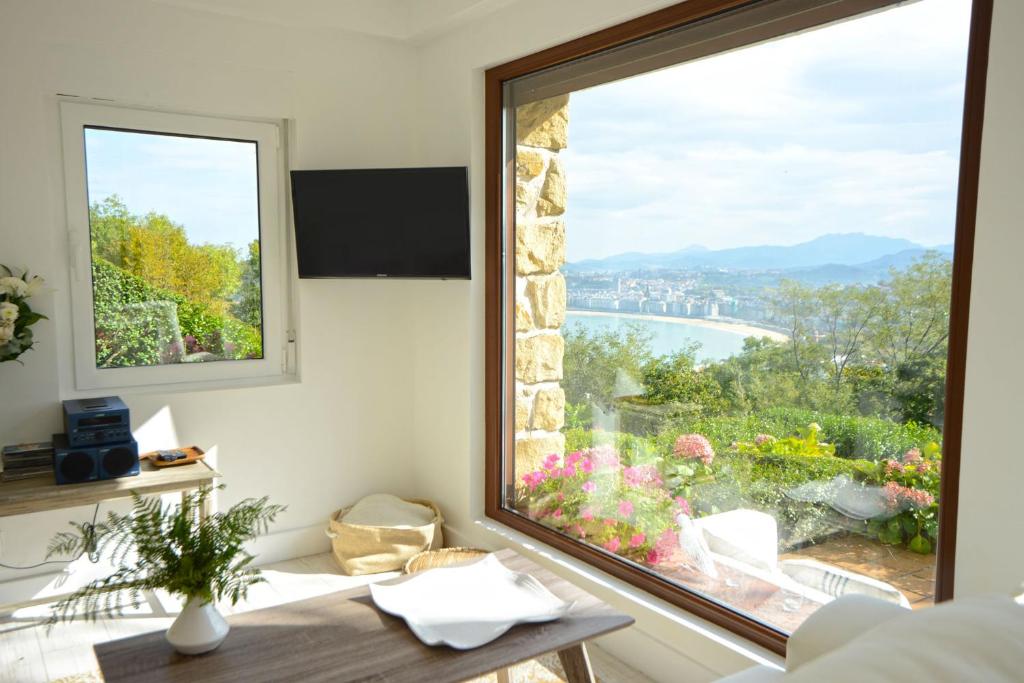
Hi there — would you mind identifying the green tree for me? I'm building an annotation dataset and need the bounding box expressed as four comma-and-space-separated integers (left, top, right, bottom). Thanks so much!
867, 253, 952, 426
816, 283, 882, 389
640, 347, 725, 416
88, 195, 134, 266
770, 280, 822, 382
562, 324, 654, 407
233, 240, 262, 328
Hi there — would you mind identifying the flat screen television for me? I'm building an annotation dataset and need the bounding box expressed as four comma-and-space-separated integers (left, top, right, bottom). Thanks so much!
290, 167, 470, 279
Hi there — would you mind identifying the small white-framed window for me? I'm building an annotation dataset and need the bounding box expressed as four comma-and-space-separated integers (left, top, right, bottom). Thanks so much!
60, 102, 290, 391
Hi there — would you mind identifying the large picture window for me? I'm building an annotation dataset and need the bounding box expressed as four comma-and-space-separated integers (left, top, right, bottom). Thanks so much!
60, 103, 289, 390
486, 0, 991, 651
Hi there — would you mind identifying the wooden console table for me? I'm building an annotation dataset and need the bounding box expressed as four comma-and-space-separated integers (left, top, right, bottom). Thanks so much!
0, 458, 219, 518
94, 549, 635, 683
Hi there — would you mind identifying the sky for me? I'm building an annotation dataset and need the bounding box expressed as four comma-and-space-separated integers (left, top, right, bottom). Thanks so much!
560, 0, 974, 262
84, 128, 259, 253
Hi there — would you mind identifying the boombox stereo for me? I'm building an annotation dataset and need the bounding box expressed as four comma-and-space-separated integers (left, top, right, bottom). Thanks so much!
53, 433, 140, 485
63, 396, 131, 448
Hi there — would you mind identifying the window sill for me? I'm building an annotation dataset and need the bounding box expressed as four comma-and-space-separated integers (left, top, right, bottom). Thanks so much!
461, 516, 785, 678
61, 372, 301, 400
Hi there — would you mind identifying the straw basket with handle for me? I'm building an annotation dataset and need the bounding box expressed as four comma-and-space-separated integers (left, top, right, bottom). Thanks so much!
326, 497, 444, 576
403, 547, 489, 574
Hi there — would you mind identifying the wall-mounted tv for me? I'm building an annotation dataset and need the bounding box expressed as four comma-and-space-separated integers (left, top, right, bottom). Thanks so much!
291, 166, 470, 279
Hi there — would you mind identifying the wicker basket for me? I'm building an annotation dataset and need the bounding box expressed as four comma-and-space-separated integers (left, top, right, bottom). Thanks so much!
403, 547, 489, 574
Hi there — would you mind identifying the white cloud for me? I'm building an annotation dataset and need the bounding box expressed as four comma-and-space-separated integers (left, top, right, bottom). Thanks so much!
560, 0, 972, 261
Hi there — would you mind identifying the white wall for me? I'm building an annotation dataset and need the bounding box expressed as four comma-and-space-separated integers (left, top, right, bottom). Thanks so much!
408, 0, 1024, 679
0, 0, 425, 584
954, 0, 1024, 597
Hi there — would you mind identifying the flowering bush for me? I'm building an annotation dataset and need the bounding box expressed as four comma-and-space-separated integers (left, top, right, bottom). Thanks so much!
0, 265, 46, 364
868, 442, 941, 553
518, 446, 688, 566
673, 434, 715, 465
664, 433, 717, 500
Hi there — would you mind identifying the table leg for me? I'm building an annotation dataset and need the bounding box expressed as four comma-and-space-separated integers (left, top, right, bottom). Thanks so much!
495, 667, 512, 683
557, 643, 595, 683
199, 489, 211, 522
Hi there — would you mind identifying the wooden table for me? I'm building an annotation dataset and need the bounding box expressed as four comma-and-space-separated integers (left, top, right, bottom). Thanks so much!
0, 458, 219, 518
94, 549, 635, 683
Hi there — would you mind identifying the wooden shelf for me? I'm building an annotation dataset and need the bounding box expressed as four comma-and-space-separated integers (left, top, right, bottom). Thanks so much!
0, 459, 219, 517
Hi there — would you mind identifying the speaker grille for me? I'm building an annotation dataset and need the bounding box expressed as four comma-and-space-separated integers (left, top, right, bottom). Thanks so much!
59, 451, 94, 482
102, 446, 136, 477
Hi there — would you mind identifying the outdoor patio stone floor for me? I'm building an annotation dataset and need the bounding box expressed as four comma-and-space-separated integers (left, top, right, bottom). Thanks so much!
780, 533, 936, 608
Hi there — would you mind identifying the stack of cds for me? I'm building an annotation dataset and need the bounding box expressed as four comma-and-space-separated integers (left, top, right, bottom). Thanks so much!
1, 441, 55, 482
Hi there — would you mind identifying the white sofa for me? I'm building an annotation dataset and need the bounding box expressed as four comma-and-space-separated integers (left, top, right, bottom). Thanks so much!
717, 593, 1024, 682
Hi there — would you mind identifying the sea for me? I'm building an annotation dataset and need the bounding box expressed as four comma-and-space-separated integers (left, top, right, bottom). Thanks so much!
564, 311, 754, 362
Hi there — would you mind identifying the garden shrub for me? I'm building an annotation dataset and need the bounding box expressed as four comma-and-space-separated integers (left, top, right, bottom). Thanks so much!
517, 447, 689, 566
92, 258, 262, 367
653, 407, 940, 461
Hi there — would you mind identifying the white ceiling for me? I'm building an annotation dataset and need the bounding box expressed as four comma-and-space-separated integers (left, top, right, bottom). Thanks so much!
151, 0, 518, 42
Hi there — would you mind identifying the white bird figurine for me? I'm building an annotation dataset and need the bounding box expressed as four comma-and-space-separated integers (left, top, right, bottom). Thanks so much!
676, 512, 719, 579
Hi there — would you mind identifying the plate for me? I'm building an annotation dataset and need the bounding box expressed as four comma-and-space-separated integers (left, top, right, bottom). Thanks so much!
368, 553, 574, 649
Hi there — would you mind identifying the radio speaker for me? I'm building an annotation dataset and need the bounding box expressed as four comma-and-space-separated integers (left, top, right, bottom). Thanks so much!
99, 442, 140, 479
53, 434, 139, 485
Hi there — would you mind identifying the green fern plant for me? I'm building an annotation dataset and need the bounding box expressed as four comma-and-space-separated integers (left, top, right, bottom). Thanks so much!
46, 484, 285, 625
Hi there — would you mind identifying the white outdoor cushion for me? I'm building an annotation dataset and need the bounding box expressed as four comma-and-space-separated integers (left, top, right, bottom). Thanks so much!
780, 558, 911, 608
694, 509, 779, 572
785, 595, 1024, 683
342, 494, 436, 528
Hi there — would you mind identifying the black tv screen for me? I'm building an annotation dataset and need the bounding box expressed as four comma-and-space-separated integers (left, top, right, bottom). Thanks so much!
291, 167, 470, 279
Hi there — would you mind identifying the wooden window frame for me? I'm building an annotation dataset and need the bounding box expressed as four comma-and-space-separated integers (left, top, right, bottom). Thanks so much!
485, 0, 993, 654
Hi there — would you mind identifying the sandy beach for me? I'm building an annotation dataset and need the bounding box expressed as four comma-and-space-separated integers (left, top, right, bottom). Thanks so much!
567, 309, 789, 343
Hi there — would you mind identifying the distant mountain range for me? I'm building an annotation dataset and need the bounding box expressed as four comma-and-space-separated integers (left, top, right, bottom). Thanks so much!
565, 233, 953, 284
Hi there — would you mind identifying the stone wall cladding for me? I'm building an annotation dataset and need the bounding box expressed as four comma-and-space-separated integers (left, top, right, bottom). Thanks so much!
514, 95, 569, 475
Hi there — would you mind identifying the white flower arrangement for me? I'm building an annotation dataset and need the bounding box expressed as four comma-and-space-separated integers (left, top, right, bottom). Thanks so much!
0, 265, 47, 364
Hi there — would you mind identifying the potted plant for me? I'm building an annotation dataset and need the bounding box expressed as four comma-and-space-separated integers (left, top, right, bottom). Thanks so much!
0, 265, 47, 364
47, 485, 285, 654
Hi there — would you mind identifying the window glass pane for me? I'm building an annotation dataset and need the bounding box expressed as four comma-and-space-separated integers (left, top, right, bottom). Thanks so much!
508, 0, 970, 634
84, 128, 263, 368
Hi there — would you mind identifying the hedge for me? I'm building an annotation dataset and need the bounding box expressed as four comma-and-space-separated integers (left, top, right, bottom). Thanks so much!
651, 407, 940, 462
92, 258, 262, 367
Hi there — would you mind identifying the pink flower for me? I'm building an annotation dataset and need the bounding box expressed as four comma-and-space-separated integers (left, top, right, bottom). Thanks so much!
623, 465, 662, 488
571, 523, 586, 539
603, 537, 621, 553
560, 463, 577, 478
674, 496, 691, 516
916, 463, 930, 474
884, 459, 901, 475
521, 470, 548, 491
565, 451, 583, 466
556, 492, 565, 501
581, 508, 595, 521
673, 434, 715, 465
882, 481, 935, 511
904, 488, 935, 509
580, 458, 595, 474
618, 500, 634, 517
587, 445, 621, 470
603, 518, 616, 527
629, 533, 646, 548
553, 508, 563, 519
651, 528, 679, 562
582, 480, 597, 494
754, 434, 775, 446
542, 453, 560, 470
902, 448, 923, 464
